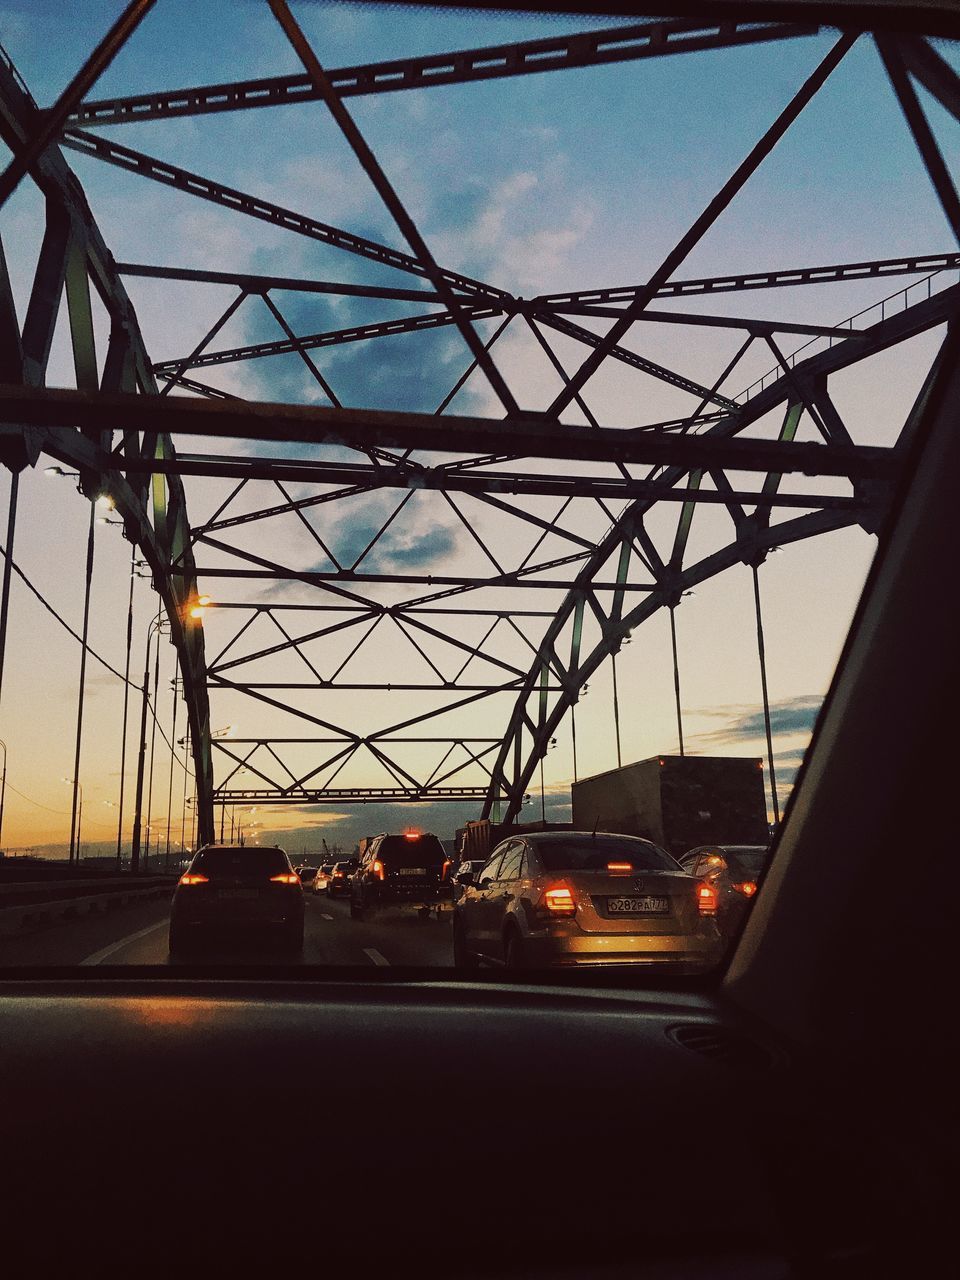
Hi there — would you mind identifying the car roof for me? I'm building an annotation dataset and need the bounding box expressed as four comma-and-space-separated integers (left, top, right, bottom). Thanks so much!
525, 831, 661, 843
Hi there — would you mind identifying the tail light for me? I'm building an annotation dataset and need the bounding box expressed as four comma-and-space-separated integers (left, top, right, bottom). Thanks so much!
440, 860, 452, 881
334, 870, 344, 878
178, 873, 209, 886
606, 862, 633, 873
697, 882, 718, 916
539, 886, 577, 917
732, 881, 758, 897
371, 859, 385, 881
270, 873, 300, 885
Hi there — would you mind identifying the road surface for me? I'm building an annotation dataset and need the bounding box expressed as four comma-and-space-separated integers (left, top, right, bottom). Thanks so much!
0, 889, 455, 967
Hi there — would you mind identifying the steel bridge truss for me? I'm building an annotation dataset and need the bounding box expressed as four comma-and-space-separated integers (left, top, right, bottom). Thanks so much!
0, 31, 216, 847
2, 3, 959, 829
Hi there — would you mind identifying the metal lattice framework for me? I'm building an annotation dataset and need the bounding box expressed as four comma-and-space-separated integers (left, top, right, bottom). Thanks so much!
1, 1, 959, 837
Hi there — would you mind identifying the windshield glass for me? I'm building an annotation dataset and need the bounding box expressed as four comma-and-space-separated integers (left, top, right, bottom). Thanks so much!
0, 1, 929, 980
377, 836, 446, 867
192, 848, 289, 878
536, 836, 677, 873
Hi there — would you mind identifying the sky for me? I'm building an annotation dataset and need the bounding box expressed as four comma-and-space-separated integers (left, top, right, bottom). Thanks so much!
0, 1, 957, 859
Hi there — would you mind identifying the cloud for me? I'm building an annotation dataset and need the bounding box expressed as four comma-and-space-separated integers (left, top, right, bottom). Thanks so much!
367, 523, 458, 570
222, 278, 489, 417
430, 167, 595, 294
689, 694, 823, 748
324, 498, 462, 573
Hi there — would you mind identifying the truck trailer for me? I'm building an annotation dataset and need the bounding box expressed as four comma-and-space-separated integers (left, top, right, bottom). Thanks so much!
570, 755, 769, 856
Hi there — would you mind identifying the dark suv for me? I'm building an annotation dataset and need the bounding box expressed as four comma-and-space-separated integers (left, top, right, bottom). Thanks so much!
169, 844, 304, 956
350, 832, 452, 919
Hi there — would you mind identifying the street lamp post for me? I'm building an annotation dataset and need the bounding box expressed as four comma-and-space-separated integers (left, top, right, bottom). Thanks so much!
539, 737, 557, 824
164, 675, 180, 870
66, 498, 95, 864
178, 725, 191, 860
131, 610, 165, 875
0, 472, 19, 716
114, 542, 137, 870
0, 737, 7, 857
143, 620, 164, 872
45, 470, 113, 864
131, 595, 210, 873
62, 777, 83, 864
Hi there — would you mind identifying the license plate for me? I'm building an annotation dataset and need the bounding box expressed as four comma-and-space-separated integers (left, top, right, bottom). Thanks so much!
399, 867, 426, 876
607, 896, 669, 914
219, 888, 258, 900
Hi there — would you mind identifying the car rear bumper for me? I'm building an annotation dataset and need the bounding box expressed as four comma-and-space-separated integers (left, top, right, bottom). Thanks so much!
523, 930, 720, 969
171, 899, 303, 929
365, 885, 452, 906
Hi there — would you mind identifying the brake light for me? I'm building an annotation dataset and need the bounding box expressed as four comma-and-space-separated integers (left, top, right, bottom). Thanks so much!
403, 830, 421, 841
178, 873, 209, 886
697, 882, 718, 916
371, 859, 385, 881
440, 859, 452, 881
270, 873, 300, 884
542, 887, 576, 916
334, 870, 344, 878
733, 881, 758, 897
606, 862, 633, 873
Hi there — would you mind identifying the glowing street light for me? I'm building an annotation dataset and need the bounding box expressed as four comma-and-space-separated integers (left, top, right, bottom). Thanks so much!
187, 594, 212, 621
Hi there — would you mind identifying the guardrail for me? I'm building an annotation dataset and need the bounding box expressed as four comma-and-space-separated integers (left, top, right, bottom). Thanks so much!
0, 879, 174, 938
737, 269, 959, 402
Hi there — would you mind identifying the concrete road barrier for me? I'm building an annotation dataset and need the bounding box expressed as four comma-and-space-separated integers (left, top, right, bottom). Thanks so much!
0, 884, 173, 938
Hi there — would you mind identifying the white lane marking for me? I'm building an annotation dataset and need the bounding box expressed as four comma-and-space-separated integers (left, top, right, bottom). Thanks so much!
322, 913, 333, 921
363, 947, 390, 967
80, 920, 169, 966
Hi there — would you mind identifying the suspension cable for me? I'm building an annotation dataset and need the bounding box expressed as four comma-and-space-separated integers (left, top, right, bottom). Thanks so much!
752, 563, 780, 825
0, 539, 188, 770
669, 604, 685, 755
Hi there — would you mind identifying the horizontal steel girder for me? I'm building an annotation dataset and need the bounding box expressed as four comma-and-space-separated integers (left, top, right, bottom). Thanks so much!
151, 304, 504, 374
195, 567, 652, 592
538, 301, 865, 339
4, 385, 896, 479
212, 786, 491, 804
124, 251, 960, 308
534, 251, 960, 307
70, 18, 819, 128
132, 453, 868, 511
118, 261, 443, 303
60, 128, 506, 300
530, 313, 740, 410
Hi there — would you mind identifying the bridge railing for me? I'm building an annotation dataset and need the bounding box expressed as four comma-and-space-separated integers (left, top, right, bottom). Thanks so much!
738, 269, 958, 402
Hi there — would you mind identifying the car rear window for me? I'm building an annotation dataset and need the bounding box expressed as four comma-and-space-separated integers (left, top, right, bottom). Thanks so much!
191, 848, 289, 877
300, 867, 317, 879
378, 835, 446, 867
724, 847, 770, 878
535, 836, 677, 873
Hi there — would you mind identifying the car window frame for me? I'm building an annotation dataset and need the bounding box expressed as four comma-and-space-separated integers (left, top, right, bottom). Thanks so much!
497, 844, 523, 882
478, 847, 508, 886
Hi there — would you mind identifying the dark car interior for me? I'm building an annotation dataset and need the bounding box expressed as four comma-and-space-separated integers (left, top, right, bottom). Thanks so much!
1, 2, 956, 1276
